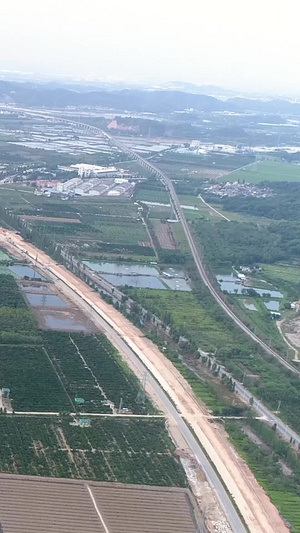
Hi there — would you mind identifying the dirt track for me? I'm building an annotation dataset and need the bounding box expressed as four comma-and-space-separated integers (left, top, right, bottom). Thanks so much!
0, 229, 288, 533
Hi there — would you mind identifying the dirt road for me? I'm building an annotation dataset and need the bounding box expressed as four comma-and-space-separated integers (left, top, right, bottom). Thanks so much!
1, 229, 288, 533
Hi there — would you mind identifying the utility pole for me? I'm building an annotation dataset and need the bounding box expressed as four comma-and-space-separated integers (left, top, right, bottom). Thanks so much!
136, 372, 147, 405
268, 336, 272, 348
118, 397, 123, 412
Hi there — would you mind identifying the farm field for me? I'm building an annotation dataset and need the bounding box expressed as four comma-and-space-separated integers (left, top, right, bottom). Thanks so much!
29, 218, 150, 247
125, 286, 300, 434
0, 248, 189, 492
223, 160, 300, 183
0, 271, 155, 414
154, 151, 254, 174
43, 331, 154, 414
152, 219, 177, 249
0, 187, 157, 259
0, 330, 155, 414
174, 362, 228, 414
0, 416, 186, 486
134, 188, 170, 203
0, 273, 41, 345
0, 475, 197, 533
0, 345, 71, 411
124, 288, 246, 353
258, 262, 300, 287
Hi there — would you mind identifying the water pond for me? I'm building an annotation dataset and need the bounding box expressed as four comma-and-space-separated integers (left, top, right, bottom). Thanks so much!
264, 300, 280, 312
83, 261, 159, 277
217, 274, 283, 298
9, 264, 45, 280
101, 273, 167, 290
85, 261, 191, 291
42, 314, 89, 331
163, 278, 191, 291
26, 293, 67, 307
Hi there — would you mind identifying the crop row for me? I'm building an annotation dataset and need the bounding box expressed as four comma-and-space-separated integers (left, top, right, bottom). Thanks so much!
43, 331, 154, 414
43, 331, 111, 413
0, 345, 71, 412
0, 417, 186, 487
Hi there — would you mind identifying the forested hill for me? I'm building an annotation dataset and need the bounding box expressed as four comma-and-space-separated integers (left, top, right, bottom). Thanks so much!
0, 81, 229, 111
1, 80, 300, 115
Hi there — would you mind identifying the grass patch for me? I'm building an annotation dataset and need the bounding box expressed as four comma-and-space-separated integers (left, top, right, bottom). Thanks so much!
227, 420, 300, 532
223, 160, 300, 183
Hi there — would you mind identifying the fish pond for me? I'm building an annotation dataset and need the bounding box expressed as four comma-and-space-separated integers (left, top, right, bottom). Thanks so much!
84, 261, 191, 291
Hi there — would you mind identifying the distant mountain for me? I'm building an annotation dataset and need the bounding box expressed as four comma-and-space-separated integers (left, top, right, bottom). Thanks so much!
228, 97, 300, 115
0, 81, 232, 112
162, 82, 239, 97
1, 80, 300, 116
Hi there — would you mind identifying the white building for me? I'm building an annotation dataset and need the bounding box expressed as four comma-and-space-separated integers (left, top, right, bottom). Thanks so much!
57, 178, 83, 192
70, 164, 118, 178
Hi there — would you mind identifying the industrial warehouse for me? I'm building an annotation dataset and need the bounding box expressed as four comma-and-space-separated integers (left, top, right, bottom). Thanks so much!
36, 164, 136, 198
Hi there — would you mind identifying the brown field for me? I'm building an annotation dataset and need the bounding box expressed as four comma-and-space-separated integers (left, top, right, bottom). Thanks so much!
153, 220, 177, 249
138, 241, 152, 247
21, 215, 82, 223
187, 167, 229, 179
0, 474, 199, 533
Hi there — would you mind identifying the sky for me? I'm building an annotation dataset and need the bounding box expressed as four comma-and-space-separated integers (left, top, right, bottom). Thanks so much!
1, 0, 299, 94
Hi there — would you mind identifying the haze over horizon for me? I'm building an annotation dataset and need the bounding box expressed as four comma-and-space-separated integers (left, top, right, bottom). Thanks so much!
1, 0, 299, 95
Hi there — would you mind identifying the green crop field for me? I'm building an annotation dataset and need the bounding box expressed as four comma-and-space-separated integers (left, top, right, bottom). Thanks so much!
0, 416, 186, 486
259, 262, 300, 285
0, 274, 41, 345
125, 288, 246, 353
89, 219, 150, 245
0, 330, 156, 414
0, 345, 71, 411
223, 160, 300, 183
43, 331, 154, 414
174, 362, 227, 413
0, 263, 187, 489
134, 188, 170, 203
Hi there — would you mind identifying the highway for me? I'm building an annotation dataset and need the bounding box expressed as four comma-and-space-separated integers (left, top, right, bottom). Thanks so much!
89, 310, 246, 533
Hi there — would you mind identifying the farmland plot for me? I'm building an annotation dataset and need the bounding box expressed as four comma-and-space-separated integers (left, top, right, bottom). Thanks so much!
0, 417, 186, 487
152, 219, 177, 250
43, 332, 154, 414
0, 345, 71, 412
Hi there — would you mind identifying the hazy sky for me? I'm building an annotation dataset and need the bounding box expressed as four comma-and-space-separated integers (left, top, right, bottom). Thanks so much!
1, 0, 299, 93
